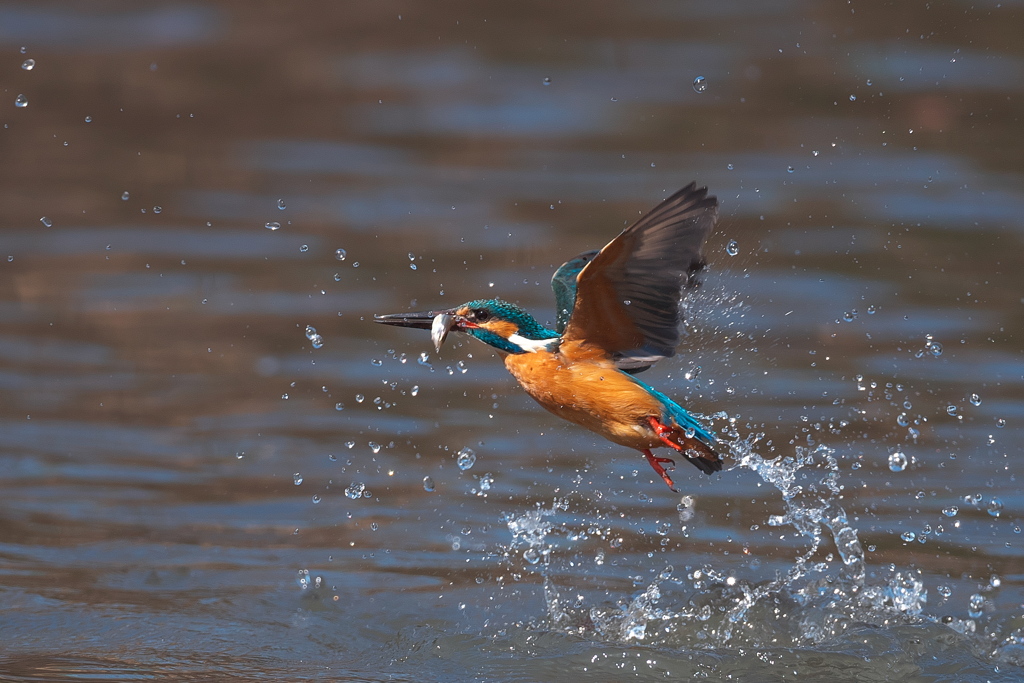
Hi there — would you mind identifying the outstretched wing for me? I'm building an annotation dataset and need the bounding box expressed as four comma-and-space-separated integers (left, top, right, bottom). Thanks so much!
562, 183, 717, 371
550, 250, 599, 334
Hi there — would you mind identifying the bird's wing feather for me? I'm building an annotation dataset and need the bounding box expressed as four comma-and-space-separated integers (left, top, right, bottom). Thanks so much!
550, 250, 599, 334
562, 183, 717, 370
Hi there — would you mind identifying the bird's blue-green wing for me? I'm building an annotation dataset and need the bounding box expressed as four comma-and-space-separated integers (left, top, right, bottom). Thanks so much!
550, 250, 599, 334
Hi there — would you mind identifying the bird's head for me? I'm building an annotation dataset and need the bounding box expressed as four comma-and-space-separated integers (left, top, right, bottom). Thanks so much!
375, 298, 559, 354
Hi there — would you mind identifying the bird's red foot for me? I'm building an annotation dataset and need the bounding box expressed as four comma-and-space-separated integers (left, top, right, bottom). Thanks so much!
642, 448, 677, 491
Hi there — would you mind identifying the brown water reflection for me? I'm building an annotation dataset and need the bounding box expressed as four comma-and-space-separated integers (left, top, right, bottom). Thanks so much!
1, 1, 1022, 680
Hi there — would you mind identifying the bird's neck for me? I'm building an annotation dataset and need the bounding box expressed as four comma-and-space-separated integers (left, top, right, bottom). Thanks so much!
478, 315, 560, 354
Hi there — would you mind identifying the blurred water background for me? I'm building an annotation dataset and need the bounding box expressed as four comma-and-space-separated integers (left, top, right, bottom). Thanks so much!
0, 1, 1022, 680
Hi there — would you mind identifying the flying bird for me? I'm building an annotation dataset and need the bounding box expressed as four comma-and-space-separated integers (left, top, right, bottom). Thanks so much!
375, 183, 721, 490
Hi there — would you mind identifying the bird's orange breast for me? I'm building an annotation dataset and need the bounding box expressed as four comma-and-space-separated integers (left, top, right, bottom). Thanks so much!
503, 340, 665, 449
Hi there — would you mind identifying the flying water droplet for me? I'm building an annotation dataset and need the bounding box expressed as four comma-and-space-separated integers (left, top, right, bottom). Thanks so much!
787, 165, 795, 173
969, 393, 981, 406
293, 473, 303, 485
344, 482, 365, 499
355, 394, 364, 403
410, 385, 419, 396
900, 531, 916, 542
692, 75, 707, 93
299, 244, 308, 253
942, 506, 958, 517
39, 217, 52, 227
335, 402, 344, 411
21, 59, 35, 70
14, 94, 27, 108
422, 476, 435, 492
152, 206, 162, 214
866, 305, 876, 314
946, 405, 957, 416
277, 198, 286, 210
369, 442, 381, 454
987, 498, 1003, 517
265, 222, 281, 231
996, 417, 1006, 428
456, 447, 476, 471
370, 358, 383, 367
542, 77, 551, 85
968, 593, 984, 618
305, 325, 317, 340
726, 240, 739, 256
121, 191, 130, 201
888, 450, 908, 472
335, 248, 347, 261
310, 334, 323, 349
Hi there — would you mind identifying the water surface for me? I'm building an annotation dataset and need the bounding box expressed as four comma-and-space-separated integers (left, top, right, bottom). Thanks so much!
0, 1, 1022, 680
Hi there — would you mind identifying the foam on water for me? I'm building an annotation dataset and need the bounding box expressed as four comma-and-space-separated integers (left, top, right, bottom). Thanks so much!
499, 430, 1024, 669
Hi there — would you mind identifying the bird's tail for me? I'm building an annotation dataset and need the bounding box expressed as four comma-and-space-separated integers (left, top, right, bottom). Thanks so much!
639, 380, 723, 474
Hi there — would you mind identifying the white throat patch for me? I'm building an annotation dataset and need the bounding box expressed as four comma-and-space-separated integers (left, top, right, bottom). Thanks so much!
508, 333, 559, 353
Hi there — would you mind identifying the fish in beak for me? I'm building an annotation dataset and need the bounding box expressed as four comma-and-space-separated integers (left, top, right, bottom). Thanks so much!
374, 309, 460, 352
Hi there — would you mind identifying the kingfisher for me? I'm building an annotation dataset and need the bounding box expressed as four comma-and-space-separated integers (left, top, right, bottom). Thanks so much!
374, 183, 721, 491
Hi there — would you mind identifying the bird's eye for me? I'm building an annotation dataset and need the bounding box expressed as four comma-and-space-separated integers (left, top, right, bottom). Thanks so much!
473, 308, 490, 322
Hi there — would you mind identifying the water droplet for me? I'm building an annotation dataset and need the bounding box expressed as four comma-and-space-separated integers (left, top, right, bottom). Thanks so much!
312, 495, 321, 504
417, 352, 431, 366
293, 473, 303, 485
684, 365, 701, 381
727, 163, 734, 171
456, 447, 477, 471
842, 310, 858, 322
523, 548, 540, 564
84, 115, 92, 123
370, 358, 382, 367
305, 325, 317, 340
299, 244, 308, 253
987, 498, 1003, 518
942, 506, 958, 517
335, 248, 347, 261
335, 402, 344, 411
968, 593, 984, 618
344, 440, 356, 449
39, 216, 52, 227
277, 198, 286, 210
152, 206, 162, 214
888, 451, 908, 472
422, 476, 435, 492
787, 165, 795, 173
900, 531, 916, 542
928, 341, 943, 356
355, 394, 364, 403
369, 442, 381, 454
21, 59, 34, 71
969, 393, 981, 406
542, 76, 551, 85
996, 417, 1006, 428
946, 405, 957, 416
121, 191, 130, 201
410, 385, 419, 396
344, 482, 365, 499
726, 240, 739, 256
310, 334, 323, 349
937, 585, 952, 598
265, 221, 281, 231
409, 263, 417, 270
849, 94, 857, 101
867, 305, 876, 314
692, 75, 707, 93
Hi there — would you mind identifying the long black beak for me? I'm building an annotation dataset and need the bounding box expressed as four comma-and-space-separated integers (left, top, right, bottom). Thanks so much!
373, 309, 446, 330
374, 308, 460, 351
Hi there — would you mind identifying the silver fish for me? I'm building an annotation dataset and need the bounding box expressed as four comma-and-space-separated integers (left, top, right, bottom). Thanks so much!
430, 313, 454, 352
